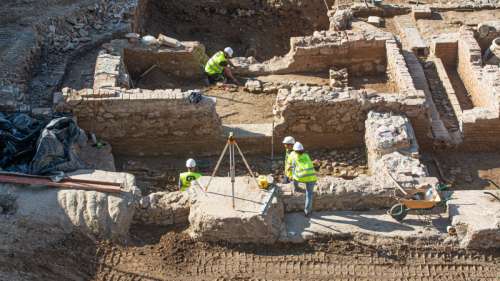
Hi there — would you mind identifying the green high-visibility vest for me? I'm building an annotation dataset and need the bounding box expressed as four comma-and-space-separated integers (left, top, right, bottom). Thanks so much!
204, 51, 227, 76
292, 153, 317, 183
179, 171, 202, 191
285, 150, 295, 178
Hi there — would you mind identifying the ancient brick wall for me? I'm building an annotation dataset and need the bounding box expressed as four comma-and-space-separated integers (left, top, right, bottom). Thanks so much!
234, 30, 392, 77
386, 39, 415, 93
461, 108, 500, 151
273, 86, 429, 150
273, 87, 366, 149
457, 27, 491, 108
67, 89, 222, 156
123, 41, 207, 80
431, 33, 459, 66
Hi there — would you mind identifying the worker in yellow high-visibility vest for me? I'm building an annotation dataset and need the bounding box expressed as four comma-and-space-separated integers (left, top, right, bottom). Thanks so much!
291, 142, 317, 217
178, 158, 202, 191
204, 47, 239, 85
282, 136, 296, 183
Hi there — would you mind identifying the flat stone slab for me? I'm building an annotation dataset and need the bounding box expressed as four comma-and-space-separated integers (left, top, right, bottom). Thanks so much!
188, 176, 283, 244
281, 210, 447, 245
448, 190, 500, 249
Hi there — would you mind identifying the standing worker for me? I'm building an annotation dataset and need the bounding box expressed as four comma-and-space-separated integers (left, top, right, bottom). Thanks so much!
291, 142, 317, 217
204, 47, 239, 85
282, 136, 296, 183
178, 158, 202, 191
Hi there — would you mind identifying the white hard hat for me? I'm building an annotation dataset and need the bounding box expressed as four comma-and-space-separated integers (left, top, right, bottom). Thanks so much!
186, 158, 196, 168
293, 142, 304, 151
282, 136, 295, 145
224, 47, 234, 57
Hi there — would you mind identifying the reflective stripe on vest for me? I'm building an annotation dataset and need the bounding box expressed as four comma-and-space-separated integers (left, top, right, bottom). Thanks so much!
285, 150, 295, 178
292, 153, 317, 183
204, 51, 227, 75
180, 172, 202, 191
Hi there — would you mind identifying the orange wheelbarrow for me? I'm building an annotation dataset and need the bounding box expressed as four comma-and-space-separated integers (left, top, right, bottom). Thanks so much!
388, 186, 442, 221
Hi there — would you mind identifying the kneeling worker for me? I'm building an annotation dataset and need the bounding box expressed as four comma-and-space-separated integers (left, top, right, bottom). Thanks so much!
179, 158, 202, 191
291, 142, 317, 217
204, 47, 239, 85
282, 136, 296, 183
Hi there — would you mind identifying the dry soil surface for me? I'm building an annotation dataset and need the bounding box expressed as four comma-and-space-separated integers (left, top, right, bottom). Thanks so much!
417, 10, 500, 43
427, 151, 500, 190
4, 226, 497, 280
92, 226, 499, 281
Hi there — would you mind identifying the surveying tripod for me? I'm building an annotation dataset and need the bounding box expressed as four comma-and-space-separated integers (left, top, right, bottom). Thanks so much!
204, 132, 259, 209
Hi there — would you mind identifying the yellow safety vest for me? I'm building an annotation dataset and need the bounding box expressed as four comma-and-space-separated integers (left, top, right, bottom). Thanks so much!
179, 171, 202, 191
204, 51, 227, 76
285, 150, 295, 178
292, 153, 317, 183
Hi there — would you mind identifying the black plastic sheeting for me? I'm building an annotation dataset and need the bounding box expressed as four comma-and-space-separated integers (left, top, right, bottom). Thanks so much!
0, 113, 87, 175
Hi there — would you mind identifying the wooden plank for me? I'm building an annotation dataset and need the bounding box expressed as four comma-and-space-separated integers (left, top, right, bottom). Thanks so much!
0, 174, 122, 193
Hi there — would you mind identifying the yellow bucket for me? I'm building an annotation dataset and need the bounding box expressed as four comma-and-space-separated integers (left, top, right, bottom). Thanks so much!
258, 175, 269, 189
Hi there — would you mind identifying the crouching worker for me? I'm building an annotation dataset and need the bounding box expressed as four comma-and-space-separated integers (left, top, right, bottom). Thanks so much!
291, 142, 317, 217
179, 158, 202, 191
204, 47, 239, 85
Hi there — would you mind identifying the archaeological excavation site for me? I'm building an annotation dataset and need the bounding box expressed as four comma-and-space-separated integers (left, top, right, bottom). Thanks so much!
1, 0, 500, 280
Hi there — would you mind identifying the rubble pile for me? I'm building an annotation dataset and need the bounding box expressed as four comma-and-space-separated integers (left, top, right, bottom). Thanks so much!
328, 8, 352, 31
365, 111, 435, 189
329, 68, 349, 88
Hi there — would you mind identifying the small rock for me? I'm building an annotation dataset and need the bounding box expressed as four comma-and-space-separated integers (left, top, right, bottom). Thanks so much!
367, 16, 383, 27
244, 79, 263, 94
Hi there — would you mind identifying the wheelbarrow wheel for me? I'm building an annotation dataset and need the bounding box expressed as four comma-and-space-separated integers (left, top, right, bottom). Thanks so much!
389, 203, 408, 222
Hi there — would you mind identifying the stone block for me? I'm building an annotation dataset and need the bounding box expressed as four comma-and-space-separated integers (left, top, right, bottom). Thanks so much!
188, 177, 284, 244
448, 190, 500, 249
157, 34, 182, 48
412, 5, 432, 20
280, 175, 395, 212
135, 191, 190, 226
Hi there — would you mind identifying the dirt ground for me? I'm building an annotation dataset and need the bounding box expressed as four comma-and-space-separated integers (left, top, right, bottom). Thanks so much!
417, 10, 500, 43
2, 225, 498, 281
91, 226, 500, 281
425, 151, 500, 190
205, 86, 277, 124
115, 147, 368, 195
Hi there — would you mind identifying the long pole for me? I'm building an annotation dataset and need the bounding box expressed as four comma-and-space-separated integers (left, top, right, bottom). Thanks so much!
230, 142, 236, 208
271, 120, 274, 173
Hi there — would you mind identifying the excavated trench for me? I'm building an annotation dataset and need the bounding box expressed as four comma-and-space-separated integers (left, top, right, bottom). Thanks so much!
134, 0, 332, 61
4, 0, 500, 280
